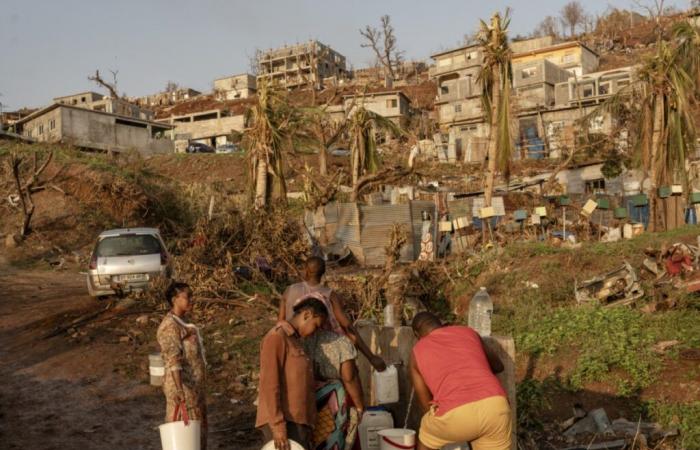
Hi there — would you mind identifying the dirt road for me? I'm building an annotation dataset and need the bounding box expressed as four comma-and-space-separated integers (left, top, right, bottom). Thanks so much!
0, 266, 261, 450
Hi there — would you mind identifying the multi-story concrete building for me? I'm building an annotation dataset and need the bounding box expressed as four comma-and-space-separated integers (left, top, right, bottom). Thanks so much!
131, 88, 202, 108
554, 66, 634, 107
430, 44, 489, 162
213, 74, 257, 100
257, 40, 348, 90
511, 39, 599, 77
15, 103, 173, 155
514, 66, 636, 159
163, 106, 249, 152
512, 59, 571, 110
430, 36, 605, 163
54, 92, 154, 121
343, 89, 411, 128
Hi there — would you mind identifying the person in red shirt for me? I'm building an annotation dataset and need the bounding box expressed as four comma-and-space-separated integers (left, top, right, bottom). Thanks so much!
409, 312, 512, 450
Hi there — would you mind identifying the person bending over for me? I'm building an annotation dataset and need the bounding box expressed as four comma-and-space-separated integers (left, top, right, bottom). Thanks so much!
409, 312, 511, 450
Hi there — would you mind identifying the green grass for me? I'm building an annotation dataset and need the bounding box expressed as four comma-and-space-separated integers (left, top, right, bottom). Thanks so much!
646, 401, 700, 449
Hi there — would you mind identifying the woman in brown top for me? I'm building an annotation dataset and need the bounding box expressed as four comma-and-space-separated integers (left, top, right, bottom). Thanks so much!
157, 282, 208, 449
257, 297, 329, 450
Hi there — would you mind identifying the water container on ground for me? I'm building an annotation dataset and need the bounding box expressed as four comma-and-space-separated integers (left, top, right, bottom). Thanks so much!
359, 409, 394, 450
468, 287, 493, 336
372, 365, 399, 405
377, 428, 415, 450
150, 352, 165, 386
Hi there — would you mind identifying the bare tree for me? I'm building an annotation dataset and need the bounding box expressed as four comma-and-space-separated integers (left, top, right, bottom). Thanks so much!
360, 15, 404, 81
8, 150, 55, 238
247, 48, 263, 76
633, 0, 666, 42
88, 69, 119, 99
533, 15, 560, 38
560, 1, 586, 37
164, 81, 179, 93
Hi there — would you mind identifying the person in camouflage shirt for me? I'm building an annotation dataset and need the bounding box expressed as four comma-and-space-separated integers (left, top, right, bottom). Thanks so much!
157, 282, 208, 449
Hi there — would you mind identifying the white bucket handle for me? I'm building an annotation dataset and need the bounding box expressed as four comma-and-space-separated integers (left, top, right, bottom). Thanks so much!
381, 435, 415, 449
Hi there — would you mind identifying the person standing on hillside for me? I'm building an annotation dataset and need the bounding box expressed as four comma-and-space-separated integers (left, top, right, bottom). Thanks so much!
410, 312, 511, 450
157, 282, 208, 450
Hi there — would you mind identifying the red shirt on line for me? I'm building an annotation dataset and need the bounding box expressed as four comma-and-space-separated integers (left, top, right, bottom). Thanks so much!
413, 325, 506, 416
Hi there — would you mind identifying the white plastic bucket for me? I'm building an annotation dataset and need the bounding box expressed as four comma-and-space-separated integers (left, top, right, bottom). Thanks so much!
377, 428, 415, 450
159, 403, 201, 450
149, 352, 165, 386
373, 365, 399, 404
261, 440, 305, 450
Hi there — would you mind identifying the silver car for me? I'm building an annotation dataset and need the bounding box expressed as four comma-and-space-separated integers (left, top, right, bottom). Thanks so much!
86, 227, 172, 297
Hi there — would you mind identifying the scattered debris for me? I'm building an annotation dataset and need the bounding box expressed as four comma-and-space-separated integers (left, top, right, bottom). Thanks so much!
575, 262, 644, 307
559, 439, 626, 450
611, 417, 678, 440
651, 340, 680, 354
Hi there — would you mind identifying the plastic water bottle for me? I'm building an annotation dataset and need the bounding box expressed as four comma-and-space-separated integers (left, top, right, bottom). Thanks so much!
469, 287, 493, 336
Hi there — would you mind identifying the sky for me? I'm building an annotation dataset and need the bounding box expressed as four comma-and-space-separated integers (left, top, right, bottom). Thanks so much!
0, 0, 687, 110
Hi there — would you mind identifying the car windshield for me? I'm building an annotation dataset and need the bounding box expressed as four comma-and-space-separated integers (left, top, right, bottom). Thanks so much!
96, 234, 162, 257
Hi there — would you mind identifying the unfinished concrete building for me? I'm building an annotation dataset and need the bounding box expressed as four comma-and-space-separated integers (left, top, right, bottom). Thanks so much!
163, 107, 248, 152
257, 40, 348, 90
554, 66, 635, 107
512, 59, 571, 110
132, 88, 202, 108
15, 104, 174, 155
511, 39, 599, 77
213, 74, 257, 100
54, 92, 154, 121
514, 66, 635, 160
343, 89, 411, 128
430, 44, 489, 163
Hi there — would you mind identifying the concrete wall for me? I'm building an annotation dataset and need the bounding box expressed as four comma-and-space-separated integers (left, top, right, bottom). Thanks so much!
90, 98, 154, 121
54, 92, 103, 106
170, 114, 245, 137
355, 325, 517, 450
513, 59, 570, 89
512, 43, 599, 77
554, 67, 633, 106
557, 163, 623, 195
510, 35, 555, 53
214, 74, 256, 100
344, 93, 410, 121
170, 113, 246, 150
430, 45, 482, 78
449, 122, 489, 163
580, 46, 600, 75
438, 97, 482, 124
45, 107, 174, 155
22, 107, 62, 142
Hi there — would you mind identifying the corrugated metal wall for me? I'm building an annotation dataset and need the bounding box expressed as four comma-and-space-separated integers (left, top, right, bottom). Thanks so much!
308, 201, 437, 267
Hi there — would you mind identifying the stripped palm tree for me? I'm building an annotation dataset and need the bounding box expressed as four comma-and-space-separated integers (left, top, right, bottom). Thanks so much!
477, 11, 514, 208
347, 105, 403, 201
594, 39, 697, 231
244, 81, 304, 208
